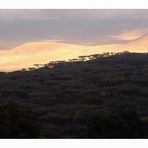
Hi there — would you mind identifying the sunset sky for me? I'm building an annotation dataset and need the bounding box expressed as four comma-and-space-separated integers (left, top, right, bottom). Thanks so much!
0, 9, 148, 50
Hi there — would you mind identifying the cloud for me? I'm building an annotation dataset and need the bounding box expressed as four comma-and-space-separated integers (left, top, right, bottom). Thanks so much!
0, 10, 148, 49
111, 29, 148, 41
1, 9, 148, 21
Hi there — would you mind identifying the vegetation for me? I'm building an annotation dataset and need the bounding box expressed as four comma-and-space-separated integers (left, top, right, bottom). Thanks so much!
0, 51, 148, 138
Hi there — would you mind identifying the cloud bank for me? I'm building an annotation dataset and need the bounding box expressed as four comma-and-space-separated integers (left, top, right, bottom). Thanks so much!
0, 9, 148, 49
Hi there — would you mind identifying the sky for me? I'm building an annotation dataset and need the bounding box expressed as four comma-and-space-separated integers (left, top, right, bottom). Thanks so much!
0, 9, 148, 50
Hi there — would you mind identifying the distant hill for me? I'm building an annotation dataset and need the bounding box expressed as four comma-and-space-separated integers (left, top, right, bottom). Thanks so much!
0, 33, 148, 71
0, 41, 113, 71
116, 33, 148, 52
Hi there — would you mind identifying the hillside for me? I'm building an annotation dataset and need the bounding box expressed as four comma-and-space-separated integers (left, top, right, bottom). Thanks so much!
0, 52, 148, 138
0, 41, 118, 72
116, 33, 148, 52
0, 33, 148, 72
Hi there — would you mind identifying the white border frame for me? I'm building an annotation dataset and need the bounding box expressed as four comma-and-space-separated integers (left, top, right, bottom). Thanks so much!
0, 0, 147, 9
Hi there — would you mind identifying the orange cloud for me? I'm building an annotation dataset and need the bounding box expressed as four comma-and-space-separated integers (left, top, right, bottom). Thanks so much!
111, 29, 148, 41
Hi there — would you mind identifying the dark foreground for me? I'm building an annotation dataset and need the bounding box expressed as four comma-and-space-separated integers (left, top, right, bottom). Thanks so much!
0, 51, 148, 138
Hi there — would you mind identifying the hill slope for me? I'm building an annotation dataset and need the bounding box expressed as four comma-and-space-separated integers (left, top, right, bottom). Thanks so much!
0, 33, 148, 71
116, 33, 148, 52
0, 52, 148, 138
0, 41, 116, 71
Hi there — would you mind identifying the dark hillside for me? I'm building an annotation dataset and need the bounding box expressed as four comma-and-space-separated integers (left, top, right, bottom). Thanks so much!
0, 51, 148, 138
